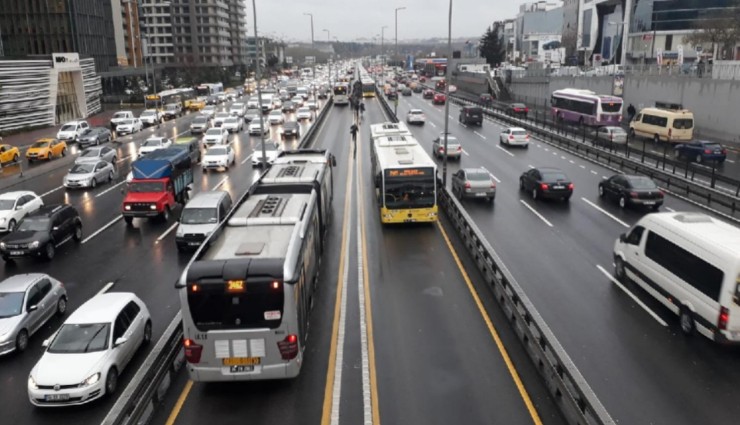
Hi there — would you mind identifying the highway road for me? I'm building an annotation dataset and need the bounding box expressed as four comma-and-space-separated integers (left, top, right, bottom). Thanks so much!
396, 90, 740, 425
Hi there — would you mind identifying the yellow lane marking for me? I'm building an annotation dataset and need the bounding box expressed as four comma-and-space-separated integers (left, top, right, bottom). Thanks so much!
164, 379, 193, 425
320, 131, 356, 424
436, 221, 543, 425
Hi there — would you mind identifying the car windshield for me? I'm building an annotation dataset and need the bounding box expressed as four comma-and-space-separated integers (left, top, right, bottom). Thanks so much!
206, 129, 222, 136
142, 139, 162, 147
48, 323, 110, 353
193, 117, 208, 124
257, 142, 277, 151
181, 207, 218, 225
224, 118, 238, 124
467, 171, 490, 181
17, 217, 50, 232
410, 110, 423, 115
541, 172, 568, 182
60, 125, 76, 132
113, 112, 128, 119
119, 119, 133, 125
70, 164, 95, 174
31, 141, 50, 148
80, 129, 93, 136
298, 108, 309, 113
0, 200, 15, 210
80, 149, 100, 157
207, 147, 227, 156
0, 292, 24, 318
627, 177, 657, 189
128, 181, 164, 192
141, 111, 156, 117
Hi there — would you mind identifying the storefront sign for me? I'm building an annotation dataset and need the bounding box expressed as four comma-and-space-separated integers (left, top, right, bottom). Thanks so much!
52, 53, 80, 70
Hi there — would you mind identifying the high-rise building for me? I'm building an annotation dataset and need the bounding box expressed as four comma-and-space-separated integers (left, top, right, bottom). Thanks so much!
0, 0, 117, 73
112, 0, 145, 68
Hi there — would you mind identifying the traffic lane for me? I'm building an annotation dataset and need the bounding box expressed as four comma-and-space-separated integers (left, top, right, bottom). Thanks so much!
158, 106, 348, 425
363, 99, 553, 424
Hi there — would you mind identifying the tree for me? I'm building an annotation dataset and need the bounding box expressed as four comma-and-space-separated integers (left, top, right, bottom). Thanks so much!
683, 6, 740, 60
479, 22, 505, 66
266, 54, 279, 69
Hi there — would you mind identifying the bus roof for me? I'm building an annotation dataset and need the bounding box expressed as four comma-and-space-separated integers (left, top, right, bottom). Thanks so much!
373, 135, 436, 169
553, 88, 622, 102
369, 122, 411, 140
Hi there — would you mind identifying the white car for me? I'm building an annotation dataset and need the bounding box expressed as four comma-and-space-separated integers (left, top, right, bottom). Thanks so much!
27, 292, 151, 407
296, 107, 313, 121
212, 112, 230, 128
115, 118, 143, 135
56, 121, 89, 143
221, 117, 244, 133
203, 128, 229, 146
138, 109, 162, 126
248, 119, 270, 135
229, 103, 246, 117
110, 111, 134, 128
138, 137, 172, 157
189, 116, 211, 134
291, 95, 304, 107
202, 145, 236, 172
251, 140, 282, 166
267, 110, 284, 125
201, 105, 217, 119
272, 98, 283, 109
406, 109, 426, 125
0, 191, 43, 232
499, 127, 530, 148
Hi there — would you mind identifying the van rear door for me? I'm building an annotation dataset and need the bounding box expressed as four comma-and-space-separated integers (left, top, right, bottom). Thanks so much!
722, 270, 740, 341
670, 116, 694, 142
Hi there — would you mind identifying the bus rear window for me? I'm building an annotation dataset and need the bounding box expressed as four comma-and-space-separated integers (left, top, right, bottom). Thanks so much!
673, 119, 693, 129
187, 280, 284, 331
600, 102, 622, 113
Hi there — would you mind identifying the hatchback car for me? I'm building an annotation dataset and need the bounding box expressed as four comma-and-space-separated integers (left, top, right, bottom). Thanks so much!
0, 274, 67, 355
0, 191, 43, 233
459, 106, 483, 126
0, 144, 20, 165
77, 128, 112, 147
280, 121, 301, 139
432, 93, 446, 105
499, 127, 530, 148
406, 109, 426, 125
138, 137, 172, 157
115, 119, 143, 135
479, 93, 493, 105
268, 110, 285, 125
64, 161, 116, 189
519, 167, 573, 202
221, 117, 244, 133
598, 174, 664, 210
595, 126, 628, 145
27, 292, 151, 407
451, 168, 496, 202
0, 204, 82, 261
202, 145, 235, 172
507, 103, 529, 117
423, 89, 435, 99
26, 139, 67, 162
674, 140, 727, 164
76, 146, 117, 164
431, 133, 462, 160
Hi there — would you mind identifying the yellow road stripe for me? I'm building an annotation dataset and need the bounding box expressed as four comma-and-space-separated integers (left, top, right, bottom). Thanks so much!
436, 221, 543, 425
320, 135, 355, 424
357, 132, 382, 424
164, 379, 193, 425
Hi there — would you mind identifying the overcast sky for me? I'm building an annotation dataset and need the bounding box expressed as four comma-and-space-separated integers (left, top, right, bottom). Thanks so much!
253, 0, 534, 43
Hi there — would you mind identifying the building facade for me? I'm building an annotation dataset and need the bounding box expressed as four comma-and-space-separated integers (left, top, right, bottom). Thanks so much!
514, 2, 564, 63
561, 0, 580, 60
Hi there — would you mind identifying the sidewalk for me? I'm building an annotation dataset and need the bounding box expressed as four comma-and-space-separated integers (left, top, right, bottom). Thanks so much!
0, 106, 142, 149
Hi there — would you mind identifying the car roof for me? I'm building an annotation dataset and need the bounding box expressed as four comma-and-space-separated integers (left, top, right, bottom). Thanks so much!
536, 167, 565, 173
0, 273, 50, 292
66, 292, 138, 324
185, 190, 229, 208
28, 204, 71, 218
507, 127, 527, 131
0, 190, 36, 200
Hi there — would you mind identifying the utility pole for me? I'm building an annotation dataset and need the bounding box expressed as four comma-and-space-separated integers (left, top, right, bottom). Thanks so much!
442, 0, 453, 187
251, 0, 267, 167
381, 25, 387, 83
303, 13, 316, 91
323, 29, 331, 87
395, 7, 406, 67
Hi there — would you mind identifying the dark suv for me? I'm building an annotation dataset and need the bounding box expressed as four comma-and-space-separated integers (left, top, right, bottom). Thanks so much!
459, 106, 483, 126
0, 205, 82, 262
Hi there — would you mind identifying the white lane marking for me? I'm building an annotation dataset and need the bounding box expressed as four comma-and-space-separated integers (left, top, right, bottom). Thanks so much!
596, 265, 668, 327
241, 153, 254, 165
602, 176, 608, 179
527, 164, 535, 168
81, 216, 122, 244
590, 170, 598, 175
552, 152, 558, 156
580, 165, 586, 169
561, 156, 566, 160
520, 200, 553, 227
116, 154, 133, 164
569, 160, 575, 164
462, 149, 470, 156
97, 281, 116, 295
354, 162, 372, 425
536, 144, 542, 148
665, 206, 676, 212
496, 145, 514, 157
156, 222, 179, 243
474, 131, 486, 140
41, 186, 64, 197
726, 159, 735, 163
650, 150, 662, 154
581, 198, 630, 228
490, 173, 501, 183
95, 180, 126, 198
212, 176, 229, 190
448, 115, 454, 120
429, 122, 437, 128
544, 148, 550, 151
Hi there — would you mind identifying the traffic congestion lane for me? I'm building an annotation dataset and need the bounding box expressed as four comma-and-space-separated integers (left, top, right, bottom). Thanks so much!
362, 98, 564, 424
399, 91, 740, 424
154, 104, 348, 425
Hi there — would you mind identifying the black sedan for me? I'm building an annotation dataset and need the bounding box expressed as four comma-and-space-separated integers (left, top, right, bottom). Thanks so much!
281, 121, 301, 139
598, 174, 663, 210
519, 167, 573, 202
77, 127, 112, 147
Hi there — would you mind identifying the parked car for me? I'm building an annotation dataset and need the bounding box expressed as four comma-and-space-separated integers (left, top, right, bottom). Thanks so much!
27, 292, 152, 406
0, 274, 67, 355
280, 121, 301, 139
77, 127, 112, 147
406, 109, 426, 125
499, 127, 530, 148
674, 140, 727, 164
0, 144, 20, 165
63, 161, 116, 189
221, 117, 244, 133
506, 103, 529, 117
595, 126, 628, 145
26, 139, 67, 162
202, 145, 235, 172
423, 89, 435, 99
203, 128, 230, 146
431, 133, 462, 160
451, 168, 496, 202
138, 137, 172, 157
0, 191, 44, 233
75, 146, 117, 164
115, 119, 143, 135
0, 204, 82, 261
432, 93, 446, 105
598, 174, 664, 210
519, 167, 573, 202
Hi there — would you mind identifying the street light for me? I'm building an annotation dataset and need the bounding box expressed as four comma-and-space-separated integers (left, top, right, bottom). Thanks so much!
304, 12, 316, 94
395, 7, 406, 66
323, 29, 332, 85
251, 0, 267, 167
441, 0, 453, 187
381, 25, 388, 81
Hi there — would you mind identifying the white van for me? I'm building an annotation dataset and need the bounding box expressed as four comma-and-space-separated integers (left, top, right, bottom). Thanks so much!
629, 107, 694, 143
175, 191, 233, 252
613, 212, 740, 343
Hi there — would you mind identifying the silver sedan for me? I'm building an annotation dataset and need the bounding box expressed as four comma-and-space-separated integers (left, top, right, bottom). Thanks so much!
0, 273, 67, 355
75, 146, 117, 164
63, 161, 116, 189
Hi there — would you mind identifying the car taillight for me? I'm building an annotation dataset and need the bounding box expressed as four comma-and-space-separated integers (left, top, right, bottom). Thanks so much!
540, 183, 549, 191
490, 182, 497, 189
718, 306, 730, 330
514, 108, 520, 112
509, 135, 514, 140
567, 183, 574, 190
525, 134, 530, 139
704, 149, 712, 154
464, 182, 471, 189
457, 146, 462, 151
630, 191, 639, 198
277, 334, 299, 360
658, 190, 665, 197
438, 147, 444, 153
722, 149, 727, 155
525, 108, 529, 113
183, 338, 203, 364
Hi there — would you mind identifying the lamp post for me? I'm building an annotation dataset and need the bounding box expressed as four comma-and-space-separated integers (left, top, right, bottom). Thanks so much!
395, 7, 406, 66
323, 29, 332, 85
251, 0, 267, 167
441, 0, 453, 187
649, 0, 674, 63
304, 13, 316, 94
381, 25, 388, 82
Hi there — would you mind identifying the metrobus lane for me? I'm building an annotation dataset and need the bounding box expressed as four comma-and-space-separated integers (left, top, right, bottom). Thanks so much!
358, 98, 565, 424
153, 105, 358, 425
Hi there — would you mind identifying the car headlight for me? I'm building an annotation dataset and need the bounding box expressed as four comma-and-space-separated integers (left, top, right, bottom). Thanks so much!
150, 204, 157, 210
0, 242, 4, 249
124, 205, 132, 211
28, 375, 38, 390
0, 218, 5, 223
81, 372, 100, 387
29, 241, 40, 249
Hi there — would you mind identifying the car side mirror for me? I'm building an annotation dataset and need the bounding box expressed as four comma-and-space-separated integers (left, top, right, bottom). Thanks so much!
331, 154, 337, 167
619, 233, 626, 243
41, 338, 50, 348
28, 304, 38, 312
15, 205, 23, 210
52, 226, 59, 231
114, 337, 128, 347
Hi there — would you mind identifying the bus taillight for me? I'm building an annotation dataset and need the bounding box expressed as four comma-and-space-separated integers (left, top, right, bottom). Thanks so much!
183, 338, 203, 364
718, 307, 730, 330
277, 334, 299, 360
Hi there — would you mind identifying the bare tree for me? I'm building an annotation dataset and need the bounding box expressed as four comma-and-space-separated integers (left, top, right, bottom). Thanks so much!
683, 8, 740, 60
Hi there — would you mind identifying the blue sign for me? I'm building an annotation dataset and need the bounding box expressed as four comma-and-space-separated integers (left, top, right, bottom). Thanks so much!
406, 55, 414, 71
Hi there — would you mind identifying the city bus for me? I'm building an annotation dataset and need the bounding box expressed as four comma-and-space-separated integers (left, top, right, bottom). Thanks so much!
196, 82, 224, 97
550, 88, 623, 126
370, 133, 438, 224
144, 88, 197, 110
361, 78, 376, 97
369, 121, 412, 142
333, 83, 350, 106
177, 149, 336, 382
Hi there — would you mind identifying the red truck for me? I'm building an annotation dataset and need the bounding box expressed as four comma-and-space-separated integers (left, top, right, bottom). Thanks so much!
122, 147, 194, 224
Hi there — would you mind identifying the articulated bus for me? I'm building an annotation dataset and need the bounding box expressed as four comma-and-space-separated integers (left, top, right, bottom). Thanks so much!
177, 149, 336, 382
333, 83, 350, 106
370, 130, 438, 224
361, 78, 376, 97
144, 88, 197, 110
196, 82, 224, 97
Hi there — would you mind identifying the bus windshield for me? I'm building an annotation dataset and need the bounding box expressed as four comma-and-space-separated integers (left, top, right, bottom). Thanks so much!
187, 280, 285, 330
333, 85, 347, 95
383, 168, 436, 209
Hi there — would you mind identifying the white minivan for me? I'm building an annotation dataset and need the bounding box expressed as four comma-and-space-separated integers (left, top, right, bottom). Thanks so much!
613, 212, 740, 343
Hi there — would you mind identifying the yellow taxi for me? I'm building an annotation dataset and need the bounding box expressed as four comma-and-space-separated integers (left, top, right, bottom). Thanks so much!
25, 138, 67, 162
0, 144, 20, 165
188, 98, 206, 111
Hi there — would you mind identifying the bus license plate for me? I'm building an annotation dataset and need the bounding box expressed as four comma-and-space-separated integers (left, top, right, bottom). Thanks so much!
45, 394, 69, 401
223, 357, 261, 366
10, 251, 23, 256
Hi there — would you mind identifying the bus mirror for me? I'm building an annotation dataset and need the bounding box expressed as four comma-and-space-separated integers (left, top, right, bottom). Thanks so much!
374, 175, 380, 188
331, 154, 337, 167
619, 233, 626, 243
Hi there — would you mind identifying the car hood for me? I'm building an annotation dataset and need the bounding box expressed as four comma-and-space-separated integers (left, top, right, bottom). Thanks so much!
2, 230, 46, 244
178, 222, 217, 236
125, 191, 166, 203
65, 171, 95, 180
203, 154, 228, 162
75, 157, 100, 164
0, 316, 22, 339
0, 210, 13, 221
33, 351, 108, 386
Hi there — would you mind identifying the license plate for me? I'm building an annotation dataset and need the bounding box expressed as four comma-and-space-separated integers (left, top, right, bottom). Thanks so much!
222, 357, 261, 366
643, 201, 655, 205
475, 192, 487, 197
10, 251, 23, 256
229, 365, 254, 373
188, 242, 200, 246
45, 394, 69, 401
553, 185, 564, 190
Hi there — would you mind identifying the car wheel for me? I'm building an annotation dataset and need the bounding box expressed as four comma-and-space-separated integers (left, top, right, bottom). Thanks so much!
679, 307, 695, 335
598, 185, 605, 198
73, 224, 82, 242
161, 206, 170, 222
105, 368, 119, 396
652, 204, 661, 212
653, 134, 660, 143
56, 296, 67, 316
8, 219, 16, 232
13, 153, 19, 162
96, 138, 100, 146
614, 257, 626, 282
695, 154, 702, 163
124, 216, 133, 225
45, 243, 55, 261
112, 156, 117, 164
619, 196, 627, 209
108, 172, 114, 183
16, 329, 29, 352
61, 148, 67, 157
531, 188, 538, 200
674, 150, 681, 159
519, 178, 525, 191
143, 320, 153, 345
91, 177, 97, 188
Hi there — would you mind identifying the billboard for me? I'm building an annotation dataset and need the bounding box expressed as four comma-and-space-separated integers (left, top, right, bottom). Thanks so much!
52, 53, 80, 71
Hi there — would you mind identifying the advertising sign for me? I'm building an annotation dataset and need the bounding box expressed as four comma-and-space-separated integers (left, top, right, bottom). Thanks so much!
52, 53, 80, 70
286, 56, 293, 64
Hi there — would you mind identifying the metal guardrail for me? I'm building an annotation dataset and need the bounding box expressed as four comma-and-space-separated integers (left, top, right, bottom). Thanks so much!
376, 87, 615, 425
100, 96, 335, 425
